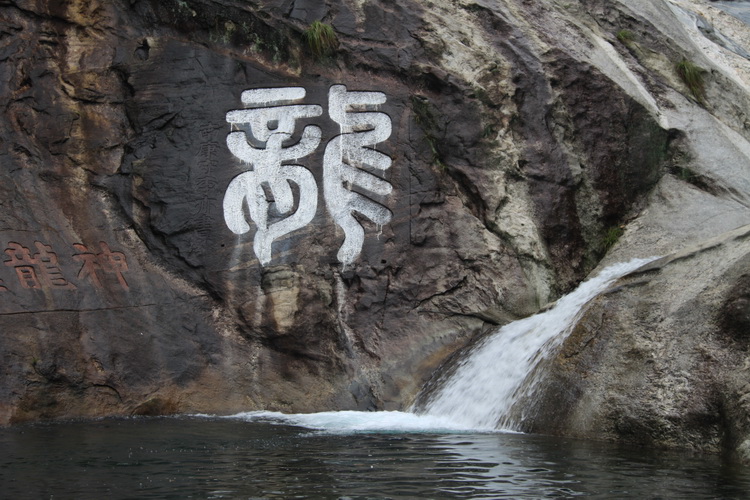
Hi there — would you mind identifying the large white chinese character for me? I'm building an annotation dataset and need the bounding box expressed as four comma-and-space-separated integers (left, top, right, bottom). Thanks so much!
324, 84, 393, 265
223, 87, 322, 265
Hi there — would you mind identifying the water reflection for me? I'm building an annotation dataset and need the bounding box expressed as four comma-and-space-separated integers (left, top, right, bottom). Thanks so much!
430, 433, 741, 498
0, 417, 748, 498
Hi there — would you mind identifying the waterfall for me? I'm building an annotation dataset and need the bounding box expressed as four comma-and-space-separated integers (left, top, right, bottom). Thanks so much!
221, 257, 657, 436
417, 257, 657, 431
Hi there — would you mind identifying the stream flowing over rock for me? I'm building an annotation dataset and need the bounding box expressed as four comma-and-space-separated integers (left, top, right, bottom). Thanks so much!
2, 0, 750, 460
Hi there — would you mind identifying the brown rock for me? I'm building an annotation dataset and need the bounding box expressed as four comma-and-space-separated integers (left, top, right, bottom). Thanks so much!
0, 0, 725, 435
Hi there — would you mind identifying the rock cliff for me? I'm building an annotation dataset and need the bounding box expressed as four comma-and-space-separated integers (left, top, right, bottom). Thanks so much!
525, 225, 750, 460
503, 0, 750, 461
2, 0, 750, 460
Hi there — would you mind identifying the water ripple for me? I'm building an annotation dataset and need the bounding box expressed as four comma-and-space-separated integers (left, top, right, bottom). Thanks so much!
1, 416, 749, 499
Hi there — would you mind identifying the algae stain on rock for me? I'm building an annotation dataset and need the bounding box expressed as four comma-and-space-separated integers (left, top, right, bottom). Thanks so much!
262, 267, 301, 332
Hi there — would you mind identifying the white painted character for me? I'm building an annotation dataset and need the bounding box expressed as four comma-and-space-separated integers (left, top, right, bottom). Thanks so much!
324, 84, 393, 265
223, 87, 323, 265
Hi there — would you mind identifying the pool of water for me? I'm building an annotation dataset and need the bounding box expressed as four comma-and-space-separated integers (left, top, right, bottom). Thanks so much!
1, 414, 748, 499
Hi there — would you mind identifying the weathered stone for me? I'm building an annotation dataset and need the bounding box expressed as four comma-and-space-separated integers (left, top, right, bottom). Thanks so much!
522, 226, 750, 460
0, 0, 549, 423
1, 0, 750, 466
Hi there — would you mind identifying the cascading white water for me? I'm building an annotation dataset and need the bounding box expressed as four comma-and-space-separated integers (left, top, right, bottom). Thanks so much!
418, 257, 657, 431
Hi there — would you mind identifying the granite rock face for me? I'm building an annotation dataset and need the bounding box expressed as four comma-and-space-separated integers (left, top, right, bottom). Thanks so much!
506, 0, 750, 461
522, 226, 750, 460
1, 0, 750, 459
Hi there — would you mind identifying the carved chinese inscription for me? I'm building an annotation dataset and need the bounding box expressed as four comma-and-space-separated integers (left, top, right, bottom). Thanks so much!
4, 242, 76, 290
224, 87, 323, 266
73, 242, 129, 290
0, 240, 130, 293
190, 126, 221, 258
223, 85, 393, 267
324, 85, 393, 265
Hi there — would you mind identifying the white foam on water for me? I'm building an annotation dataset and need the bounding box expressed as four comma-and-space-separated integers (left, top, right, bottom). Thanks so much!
223, 410, 506, 434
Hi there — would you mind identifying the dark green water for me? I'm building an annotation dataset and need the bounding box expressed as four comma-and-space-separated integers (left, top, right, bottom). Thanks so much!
1, 415, 749, 499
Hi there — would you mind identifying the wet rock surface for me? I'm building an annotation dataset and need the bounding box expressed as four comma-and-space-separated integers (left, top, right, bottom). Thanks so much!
1, 0, 750, 460
523, 226, 750, 461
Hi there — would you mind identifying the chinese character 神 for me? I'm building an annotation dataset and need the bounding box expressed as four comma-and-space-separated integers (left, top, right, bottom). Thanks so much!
72, 242, 129, 290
